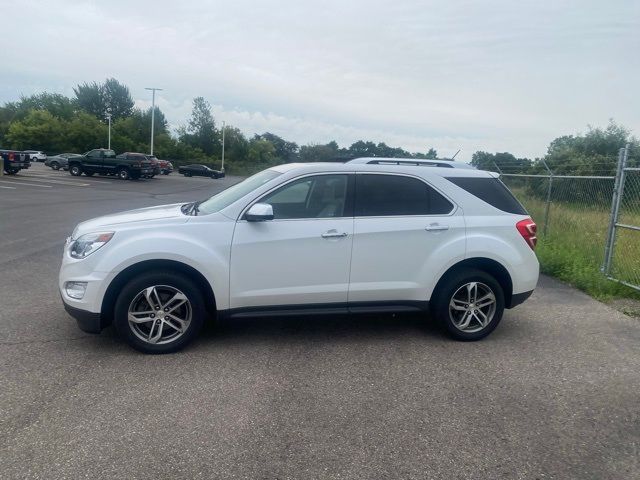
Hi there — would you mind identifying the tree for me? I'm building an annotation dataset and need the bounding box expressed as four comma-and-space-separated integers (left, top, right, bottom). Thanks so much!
73, 81, 104, 118
299, 141, 342, 162
102, 78, 134, 120
179, 97, 217, 155
73, 78, 134, 121
5, 110, 66, 152
544, 121, 636, 175
255, 132, 298, 162
471, 151, 531, 173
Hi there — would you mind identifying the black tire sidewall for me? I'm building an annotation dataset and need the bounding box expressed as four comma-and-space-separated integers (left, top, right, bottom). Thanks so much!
118, 168, 129, 180
52, 162, 60, 170
114, 271, 206, 354
432, 268, 505, 341
70, 165, 81, 176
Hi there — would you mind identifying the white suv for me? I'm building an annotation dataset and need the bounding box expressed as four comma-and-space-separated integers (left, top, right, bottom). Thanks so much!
60, 159, 539, 353
24, 150, 47, 162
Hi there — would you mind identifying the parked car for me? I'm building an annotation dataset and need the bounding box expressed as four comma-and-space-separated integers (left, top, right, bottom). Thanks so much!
24, 150, 47, 162
45, 153, 82, 171
60, 158, 539, 353
0, 149, 31, 174
67, 149, 154, 180
178, 164, 224, 178
144, 156, 162, 178
158, 159, 173, 175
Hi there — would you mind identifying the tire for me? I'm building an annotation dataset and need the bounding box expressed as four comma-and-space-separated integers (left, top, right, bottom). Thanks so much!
51, 162, 60, 170
184, 172, 192, 177
114, 271, 206, 354
117, 168, 130, 180
85, 172, 94, 177
162, 171, 170, 175
69, 164, 82, 176
431, 268, 504, 341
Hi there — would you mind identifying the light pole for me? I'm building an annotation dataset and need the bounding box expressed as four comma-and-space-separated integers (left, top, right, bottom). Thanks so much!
221, 121, 225, 172
105, 113, 112, 150
145, 87, 163, 155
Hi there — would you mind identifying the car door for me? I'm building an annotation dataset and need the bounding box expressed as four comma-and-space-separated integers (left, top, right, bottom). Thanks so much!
348, 173, 465, 305
84, 150, 104, 172
230, 173, 354, 309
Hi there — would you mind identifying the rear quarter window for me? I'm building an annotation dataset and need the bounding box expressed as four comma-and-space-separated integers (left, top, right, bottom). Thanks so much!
446, 177, 527, 215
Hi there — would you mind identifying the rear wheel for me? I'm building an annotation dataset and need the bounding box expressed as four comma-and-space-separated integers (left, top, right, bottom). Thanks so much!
184, 172, 192, 177
51, 162, 60, 170
69, 164, 82, 176
114, 271, 206, 354
431, 268, 504, 341
117, 168, 130, 180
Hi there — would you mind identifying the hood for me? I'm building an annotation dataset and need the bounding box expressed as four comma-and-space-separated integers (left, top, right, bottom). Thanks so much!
73, 203, 187, 238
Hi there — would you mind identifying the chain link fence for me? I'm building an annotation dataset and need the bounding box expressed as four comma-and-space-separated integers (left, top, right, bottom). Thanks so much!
480, 144, 639, 294
604, 147, 640, 291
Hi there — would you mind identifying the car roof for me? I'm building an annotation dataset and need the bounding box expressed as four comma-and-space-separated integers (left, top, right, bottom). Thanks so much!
270, 161, 496, 179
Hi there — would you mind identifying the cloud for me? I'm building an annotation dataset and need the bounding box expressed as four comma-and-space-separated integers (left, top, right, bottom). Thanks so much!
2, 0, 639, 160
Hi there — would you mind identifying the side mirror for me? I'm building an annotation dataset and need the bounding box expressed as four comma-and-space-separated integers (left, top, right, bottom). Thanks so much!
246, 203, 274, 222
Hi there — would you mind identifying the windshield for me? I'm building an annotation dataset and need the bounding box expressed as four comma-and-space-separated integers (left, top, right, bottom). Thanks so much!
197, 169, 282, 215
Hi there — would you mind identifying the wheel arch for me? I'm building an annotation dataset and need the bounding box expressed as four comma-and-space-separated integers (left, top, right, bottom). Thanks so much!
433, 257, 515, 308
100, 259, 217, 327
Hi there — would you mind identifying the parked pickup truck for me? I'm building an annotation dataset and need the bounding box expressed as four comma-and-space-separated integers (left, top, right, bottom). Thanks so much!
68, 149, 154, 180
0, 149, 31, 174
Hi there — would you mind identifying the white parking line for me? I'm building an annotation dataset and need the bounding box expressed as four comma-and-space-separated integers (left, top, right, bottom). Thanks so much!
13, 176, 90, 187
0, 180, 52, 188
0, 185, 16, 189
23, 173, 113, 184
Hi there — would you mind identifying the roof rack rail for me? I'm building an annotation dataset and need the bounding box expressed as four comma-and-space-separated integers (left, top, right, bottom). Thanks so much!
347, 157, 475, 170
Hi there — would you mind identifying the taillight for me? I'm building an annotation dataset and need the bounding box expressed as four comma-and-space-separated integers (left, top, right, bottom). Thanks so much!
516, 218, 537, 250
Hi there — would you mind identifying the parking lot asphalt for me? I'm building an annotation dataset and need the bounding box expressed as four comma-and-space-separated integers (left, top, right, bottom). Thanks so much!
1, 163, 639, 479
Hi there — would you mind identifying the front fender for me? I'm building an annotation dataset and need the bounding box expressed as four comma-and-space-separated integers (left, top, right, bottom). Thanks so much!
93, 226, 233, 309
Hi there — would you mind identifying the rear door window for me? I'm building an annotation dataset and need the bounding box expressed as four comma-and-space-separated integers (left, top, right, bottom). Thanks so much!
446, 177, 527, 215
355, 174, 453, 216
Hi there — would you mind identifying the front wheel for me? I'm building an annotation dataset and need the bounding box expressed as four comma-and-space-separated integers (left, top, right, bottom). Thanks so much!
114, 271, 206, 354
431, 269, 504, 341
117, 168, 130, 180
69, 165, 82, 176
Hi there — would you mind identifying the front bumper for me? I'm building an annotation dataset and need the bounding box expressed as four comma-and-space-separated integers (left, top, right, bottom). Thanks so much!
62, 300, 105, 333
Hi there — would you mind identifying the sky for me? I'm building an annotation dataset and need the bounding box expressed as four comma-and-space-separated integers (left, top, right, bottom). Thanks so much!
1, 0, 639, 161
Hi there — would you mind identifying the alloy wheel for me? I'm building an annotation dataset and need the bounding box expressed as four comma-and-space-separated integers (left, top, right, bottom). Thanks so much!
448, 282, 497, 333
127, 285, 192, 345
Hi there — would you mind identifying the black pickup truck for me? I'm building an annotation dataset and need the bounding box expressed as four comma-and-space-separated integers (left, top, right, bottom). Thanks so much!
67, 149, 154, 180
0, 149, 31, 174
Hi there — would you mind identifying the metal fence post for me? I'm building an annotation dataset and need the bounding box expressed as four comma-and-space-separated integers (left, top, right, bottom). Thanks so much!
541, 159, 553, 236
602, 145, 629, 274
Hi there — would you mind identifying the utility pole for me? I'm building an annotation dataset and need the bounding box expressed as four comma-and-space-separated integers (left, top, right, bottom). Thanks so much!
145, 87, 163, 155
106, 113, 112, 150
221, 121, 225, 172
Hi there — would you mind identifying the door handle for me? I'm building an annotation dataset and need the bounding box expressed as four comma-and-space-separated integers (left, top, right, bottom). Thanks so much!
425, 223, 449, 232
321, 231, 348, 239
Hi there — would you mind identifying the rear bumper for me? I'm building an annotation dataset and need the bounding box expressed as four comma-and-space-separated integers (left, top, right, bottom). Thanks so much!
63, 301, 105, 333
507, 290, 534, 309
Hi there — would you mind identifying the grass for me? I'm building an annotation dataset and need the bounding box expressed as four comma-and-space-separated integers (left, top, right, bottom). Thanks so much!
510, 187, 640, 301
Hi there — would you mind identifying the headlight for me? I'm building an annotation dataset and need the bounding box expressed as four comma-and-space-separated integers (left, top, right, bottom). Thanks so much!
69, 232, 114, 259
